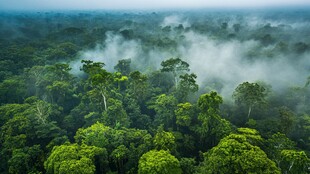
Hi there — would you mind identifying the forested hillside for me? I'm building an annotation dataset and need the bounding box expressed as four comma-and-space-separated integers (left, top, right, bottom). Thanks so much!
0, 9, 309, 174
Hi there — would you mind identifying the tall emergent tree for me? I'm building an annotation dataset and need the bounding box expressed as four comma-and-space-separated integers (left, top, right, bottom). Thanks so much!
114, 59, 131, 76
176, 73, 199, 102
160, 58, 190, 89
233, 82, 267, 119
80, 60, 112, 111
196, 91, 232, 148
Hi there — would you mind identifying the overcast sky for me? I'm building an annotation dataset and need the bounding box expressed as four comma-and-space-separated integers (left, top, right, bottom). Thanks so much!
0, 0, 309, 10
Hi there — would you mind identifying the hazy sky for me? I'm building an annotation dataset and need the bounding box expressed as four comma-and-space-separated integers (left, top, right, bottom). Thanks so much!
0, 0, 310, 10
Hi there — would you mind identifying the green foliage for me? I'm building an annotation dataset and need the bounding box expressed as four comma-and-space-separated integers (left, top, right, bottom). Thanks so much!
110, 145, 129, 173
179, 157, 197, 174
199, 129, 281, 174
114, 59, 131, 75
80, 60, 105, 75
0, 75, 27, 103
176, 73, 199, 102
128, 71, 150, 103
75, 122, 111, 148
75, 122, 152, 173
81, 60, 114, 112
0, 114, 32, 172
175, 102, 193, 127
122, 95, 151, 130
236, 127, 264, 146
138, 150, 181, 174
8, 145, 44, 174
103, 98, 130, 127
265, 132, 296, 167
196, 92, 232, 148
25, 63, 77, 112
288, 114, 310, 151
160, 58, 189, 74
280, 150, 309, 174
0, 103, 30, 127
198, 91, 223, 115
278, 107, 294, 135
154, 126, 176, 151
160, 58, 190, 88
1, 115, 31, 149
44, 143, 106, 174
149, 94, 178, 129
233, 82, 267, 119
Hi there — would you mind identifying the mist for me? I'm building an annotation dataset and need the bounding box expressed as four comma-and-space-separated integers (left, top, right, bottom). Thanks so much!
178, 32, 309, 97
72, 13, 310, 100
71, 32, 142, 73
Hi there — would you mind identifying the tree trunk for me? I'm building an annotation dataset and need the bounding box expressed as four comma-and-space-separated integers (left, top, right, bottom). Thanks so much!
247, 105, 252, 119
174, 76, 178, 89
173, 71, 178, 89
100, 91, 107, 111
288, 161, 294, 172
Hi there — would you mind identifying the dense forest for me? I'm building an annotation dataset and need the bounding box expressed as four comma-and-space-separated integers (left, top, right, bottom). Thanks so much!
0, 8, 309, 174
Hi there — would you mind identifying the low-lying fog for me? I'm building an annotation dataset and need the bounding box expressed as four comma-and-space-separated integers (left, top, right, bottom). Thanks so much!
72, 14, 309, 98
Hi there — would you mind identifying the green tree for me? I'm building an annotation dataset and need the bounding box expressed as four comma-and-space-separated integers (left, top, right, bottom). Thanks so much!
81, 60, 113, 111
198, 128, 280, 174
0, 115, 32, 172
0, 76, 27, 103
75, 122, 152, 173
113, 72, 128, 91
196, 91, 232, 148
44, 143, 106, 174
174, 102, 193, 128
176, 73, 199, 102
198, 91, 223, 115
8, 145, 44, 174
74, 122, 114, 150
153, 126, 176, 151
122, 95, 151, 130
278, 107, 294, 135
148, 70, 174, 93
265, 132, 296, 167
114, 59, 131, 75
0, 103, 30, 127
160, 58, 190, 89
233, 82, 267, 119
291, 114, 310, 151
0, 98, 65, 173
138, 150, 181, 174
149, 94, 178, 129
103, 98, 130, 128
179, 157, 197, 174
128, 71, 150, 104
25, 63, 77, 111
110, 145, 129, 174
280, 150, 309, 174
